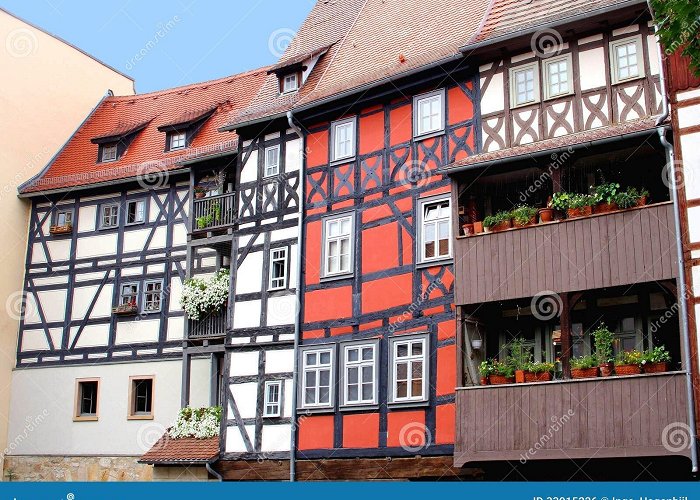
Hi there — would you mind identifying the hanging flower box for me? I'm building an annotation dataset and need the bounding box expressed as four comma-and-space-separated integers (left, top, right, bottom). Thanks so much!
112, 302, 138, 316
49, 224, 73, 235
181, 269, 230, 321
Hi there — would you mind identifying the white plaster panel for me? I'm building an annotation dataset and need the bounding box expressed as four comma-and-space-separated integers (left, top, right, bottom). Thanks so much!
32, 275, 68, 287
264, 132, 280, 141
230, 382, 258, 419
265, 349, 293, 374
480, 71, 504, 115
612, 25, 638, 36
687, 206, 700, 243
147, 264, 165, 274
511, 51, 534, 63
679, 106, 700, 129
36, 289, 67, 322
236, 251, 263, 294
166, 317, 184, 341
646, 35, 660, 76
578, 33, 603, 45
22, 292, 41, 325
261, 424, 290, 452
21, 329, 50, 351
46, 239, 71, 262
693, 266, 700, 297
240, 150, 258, 184
578, 47, 607, 91
121, 267, 144, 277
123, 228, 151, 253
225, 424, 255, 453
72, 283, 113, 320
678, 89, 700, 101
285, 138, 302, 172
229, 350, 259, 376
283, 379, 293, 417
266, 295, 297, 326
271, 226, 298, 242
77, 205, 97, 233
680, 132, 700, 200
76, 233, 118, 259
71, 323, 109, 348
232, 300, 261, 329
168, 278, 183, 313
115, 318, 160, 344
74, 271, 106, 283
172, 223, 187, 246
31, 243, 47, 264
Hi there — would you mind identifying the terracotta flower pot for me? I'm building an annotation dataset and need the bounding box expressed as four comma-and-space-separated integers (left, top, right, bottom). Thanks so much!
489, 374, 515, 385
513, 216, 537, 228
567, 206, 593, 219
644, 362, 668, 373
538, 208, 555, 223
615, 364, 642, 375
488, 219, 513, 232
595, 202, 619, 214
636, 195, 648, 207
599, 362, 614, 377
473, 221, 484, 234
462, 223, 475, 236
515, 369, 526, 384
195, 191, 206, 199
480, 376, 489, 386
524, 371, 552, 382
571, 367, 599, 379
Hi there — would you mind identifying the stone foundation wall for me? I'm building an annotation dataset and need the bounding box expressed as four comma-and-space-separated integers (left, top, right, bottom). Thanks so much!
3, 455, 153, 481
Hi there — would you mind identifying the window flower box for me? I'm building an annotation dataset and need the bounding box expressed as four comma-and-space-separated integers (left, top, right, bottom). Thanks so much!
112, 302, 138, 316
49, 224, 73, 235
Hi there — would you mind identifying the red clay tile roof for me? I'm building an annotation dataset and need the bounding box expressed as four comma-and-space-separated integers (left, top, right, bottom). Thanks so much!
139, 434, 219, 465
20, 67, 269, 195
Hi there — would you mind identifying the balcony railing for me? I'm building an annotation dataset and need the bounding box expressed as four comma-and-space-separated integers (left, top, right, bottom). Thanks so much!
187, 309, 227, 338
192, 192, 237, 232
454, 371, 691, 466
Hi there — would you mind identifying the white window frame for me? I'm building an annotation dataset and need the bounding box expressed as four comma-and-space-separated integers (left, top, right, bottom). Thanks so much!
55, 208, 73, 227
142, 280, 163, 313
268, 247, 288, 291
263, 380, 283, 417
321, 213, 354, 279
413, 89, 445, 139
264, 145, 280, 177
509, 62, 541, 108
299, 346, 335, 410
120, 282, 139, 307
101, 143, 117, 162
170, 131, 186, 150
543, 54, 573, 100
126, 199, 146, 225
330, 117, 356, 162
417, 196, 452, 264
389, 334, 429, 404
100, 203, 119, 229
282, 73, 299, 93
610, 35, 645, 85
341, 341, 379, 407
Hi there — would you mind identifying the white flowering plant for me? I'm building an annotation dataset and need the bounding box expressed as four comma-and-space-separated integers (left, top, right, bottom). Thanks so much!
180, 269, 230, 320
169, 406, 222, 439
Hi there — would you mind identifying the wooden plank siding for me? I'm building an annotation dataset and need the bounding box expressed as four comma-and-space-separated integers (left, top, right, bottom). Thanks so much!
454, 371, 691, 466
453, 202, 677, 305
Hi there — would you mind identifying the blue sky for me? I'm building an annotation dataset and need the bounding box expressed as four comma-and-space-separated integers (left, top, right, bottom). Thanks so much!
3, 0, 312, 93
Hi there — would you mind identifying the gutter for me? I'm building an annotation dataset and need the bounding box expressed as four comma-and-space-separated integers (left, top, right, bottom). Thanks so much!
647, 0, 699, 473
286, 110, 305, 482
206, 457, 223, 481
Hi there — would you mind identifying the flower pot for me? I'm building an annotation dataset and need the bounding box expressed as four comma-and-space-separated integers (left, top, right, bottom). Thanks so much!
462, 223, 475, 236
195, 191, 206, 199
473, 221, 484, 234
615, 364, 642, 375
513, 216, 537, 228
49, 224, 73, 235
566, 206, 593, 219
112, 303, 138, 316
489, 374, 515, 385
571, 367, 599, 379
480, 376, 489, 386
599, 362, 614, 377
515, 369, 526, 384
538, 208, 555, 223
636, 195, 648, 207
644, 361, 669, 373
470, 338, 483, 350
488, 219, 513, 232
595, 202, 619, 214
524, 371, 552, 382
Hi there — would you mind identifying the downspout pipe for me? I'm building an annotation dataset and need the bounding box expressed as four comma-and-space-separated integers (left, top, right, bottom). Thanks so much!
206, 457, 223, 481
648, 1, 699, 473
287, 110, 304, 482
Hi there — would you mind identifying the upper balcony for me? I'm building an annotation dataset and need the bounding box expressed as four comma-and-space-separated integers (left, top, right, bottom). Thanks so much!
189, 162, 237, 239
192, 191, 237, 233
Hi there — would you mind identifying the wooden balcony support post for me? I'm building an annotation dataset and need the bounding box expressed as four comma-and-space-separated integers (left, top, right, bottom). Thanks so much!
559, 292, 571, 378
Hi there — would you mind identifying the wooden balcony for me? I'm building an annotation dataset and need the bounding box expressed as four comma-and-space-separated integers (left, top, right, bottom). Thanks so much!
454, 202, 678, 306
192, 192, 237, 233
187, 309, 227, 339
454, 371, 691, 466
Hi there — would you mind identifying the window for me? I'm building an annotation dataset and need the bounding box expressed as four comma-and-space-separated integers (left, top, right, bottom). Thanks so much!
301, 347, 334, 409
269, 247, 288, 291
543, 55, 572, 99
126, 199, 146, 225
74, 379, 99, 420
331, 118, 355, 162
143, 281, 162, 313
263, 381, 283, 417
322, 213, 353, 278
341, 342, 378, 406
120, 283, 138, 307
128, 376, 154, 419
101, 143, 117, 162
419, 197, 451, 262
611, 35, 644, 84
413, 89, 445, 138
264, 145, 280, 177
510, 63, 540, 107
390, 335, 428, 403
100, 203, 119, 228
170, 132, 186, 150
282, 73, 298, 93
55, 209, 73, 227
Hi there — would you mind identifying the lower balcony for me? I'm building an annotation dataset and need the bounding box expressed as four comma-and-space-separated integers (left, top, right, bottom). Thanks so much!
187, 309, 227, 339
454, 371, 692, 466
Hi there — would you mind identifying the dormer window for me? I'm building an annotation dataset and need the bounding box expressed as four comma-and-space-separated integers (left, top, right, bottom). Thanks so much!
170, 131, 186, 150
282, 73, 299, 93
101, 143, 118, 162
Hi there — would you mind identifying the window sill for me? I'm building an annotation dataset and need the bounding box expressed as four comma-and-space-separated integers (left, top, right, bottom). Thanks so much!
387, 399, 429, 410
297, 406, 335, 415
73, 415, 98, 422
413, 130, 445, 143
330, 156, 356, 167
611, 74, 645, 86
510, 99, 541, 110
543, 90, 574, 102
127, 414, 154, 421
415, 257, 453, 269
320, 272, 354, 284
339, 404, 380, 412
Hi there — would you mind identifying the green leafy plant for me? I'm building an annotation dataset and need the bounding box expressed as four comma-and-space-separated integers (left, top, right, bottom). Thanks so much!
479, 359, 495, 377
567, 193, 595, 209
651, 0, 700, 77
492, 360, 515, 378
615, 349, 644, 366
483, 210, 512, 228
643, 345, 671, 364
570, 354, 598, 370
550, 192, 572, 211
507, 338, 533, 370
614, 189, 638, 209
592, 323, 615, 364
196, 214, 213, 229
527, 361, 555, 374
592, 182, 620, 204
194, 186, 206, 194
511, 205, 537, 226
180, 269, 230, 320
212, 201, 221, 221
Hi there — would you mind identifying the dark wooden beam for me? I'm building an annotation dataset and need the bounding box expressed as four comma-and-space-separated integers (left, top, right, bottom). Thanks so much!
559, 292, 571, 378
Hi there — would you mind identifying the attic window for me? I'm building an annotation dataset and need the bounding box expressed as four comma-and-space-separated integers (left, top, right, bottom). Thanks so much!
282, 73, 299, 93
170, 132, 186, 150
101, 143, 118, 162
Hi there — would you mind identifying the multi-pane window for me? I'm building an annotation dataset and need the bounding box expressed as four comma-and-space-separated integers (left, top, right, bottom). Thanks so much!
282, 73, 298, 93
100, 204, 119, 228
264, 145, 280, 177
421, 199, 451, 262
75, 379, 99, 419
302, 348, 333, 408
120, 283, 138, 307
126, 199, 145, 224
343, 343, 376, 406
143, 281, 162, 313
511, 64, 539, 106
332, 118, 355, 161
544, 56, 571, 99
611, 36, 643, 83
170, 132, 186, 150
56, 209, 73, 226
414, 90, 444, 137
391, 336, 427, 402
101, 144, 117, 162
129, 377, 154, 418
269, 247, 288, 291
323, 214, 353, 277
263, 381, 282, 417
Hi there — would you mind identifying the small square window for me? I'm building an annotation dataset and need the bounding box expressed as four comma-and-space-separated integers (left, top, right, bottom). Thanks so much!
170, 132, 186, 150
264, 145, 280, 177
341, 341, 378, 406
120, 283, 139, 307
322, 213, 354, 278
101, 144, 117, 162
263, 380, 283, 417
331, 118, 356, 162
300, 346, 335, 409
100, 203, 119, 228
143, 281, 162, 313
389, 335, 428, 404
610, 35, 645, 84
543, 55, 573, 100
128, 376, 154, 419
418, 197, 451, 263
510, 63, 540, 108
56, 209, 73, 227
269, 247, 288, 291
74, 379, 99, 420
413, 89, 445, 138
126, 200, 146, 225
282, 73, 298, 93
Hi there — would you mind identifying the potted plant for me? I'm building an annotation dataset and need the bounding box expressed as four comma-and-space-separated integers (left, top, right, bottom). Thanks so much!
489, 360, 515, 385
194, 186, 206, 199
507, 338, 532, 383
180, 269, 231, 320
538, 196, 556, 223
570, 355, 599, 379
592, 182, 620, 213
462, 223, 475, 236
614, 188, 637, 209
511, 205, 538, 228
642, 345, 671, 373
112, 300, 138, 316
473, 221, 484, 234
483, 210, 513, 232
479, 360, 494, 385
614, 350, 644, 375
635, 187, 649, 207
566, 194, 595, 219
525, 361, 555, 382
592, 323, 615, 377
